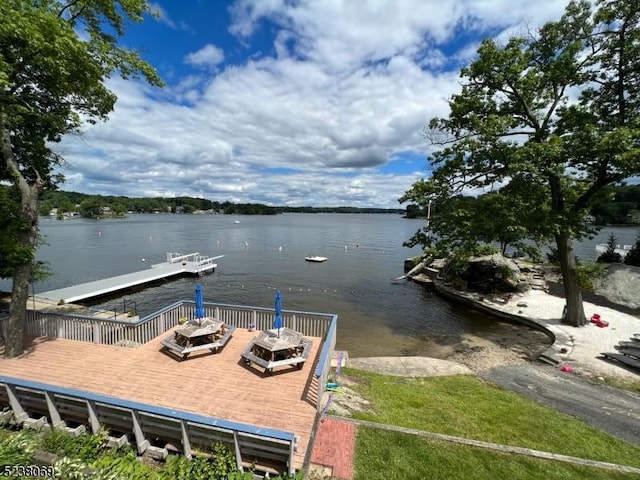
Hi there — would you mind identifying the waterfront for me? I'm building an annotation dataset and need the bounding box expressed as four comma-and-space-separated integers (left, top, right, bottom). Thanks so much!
3, 214, 639, 358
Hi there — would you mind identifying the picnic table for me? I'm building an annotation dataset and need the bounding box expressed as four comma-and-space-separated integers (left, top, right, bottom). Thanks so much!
174, 318, 224, 347
242, 327, 312, 374
161, 318, 235, 360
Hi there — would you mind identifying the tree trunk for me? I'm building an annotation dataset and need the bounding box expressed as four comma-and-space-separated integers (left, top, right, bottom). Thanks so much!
1, 109, 43, 358
4, 188, 41, 358
555, 231, 587, 327
5, 265, 31, 358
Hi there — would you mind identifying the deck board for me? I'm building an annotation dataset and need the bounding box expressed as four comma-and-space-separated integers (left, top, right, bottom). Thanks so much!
0, 327, 322, 470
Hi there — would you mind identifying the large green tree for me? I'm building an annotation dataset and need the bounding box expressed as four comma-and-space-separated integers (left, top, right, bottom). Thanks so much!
0, 1, 162, 357
401, 0, 640, 327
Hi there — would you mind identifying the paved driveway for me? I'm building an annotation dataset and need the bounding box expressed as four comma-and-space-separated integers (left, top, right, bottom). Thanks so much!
481, 364, 640, 446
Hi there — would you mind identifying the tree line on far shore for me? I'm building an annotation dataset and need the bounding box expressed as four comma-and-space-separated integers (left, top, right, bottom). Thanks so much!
404, 185, 640, 226
35, 189, 405, 218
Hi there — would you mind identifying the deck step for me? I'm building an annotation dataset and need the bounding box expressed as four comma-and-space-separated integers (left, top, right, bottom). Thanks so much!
537, 353, 560, 366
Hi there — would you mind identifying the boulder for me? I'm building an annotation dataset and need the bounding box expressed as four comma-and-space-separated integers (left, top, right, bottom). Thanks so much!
592, 264, 640, 310
463, 253, 522, 292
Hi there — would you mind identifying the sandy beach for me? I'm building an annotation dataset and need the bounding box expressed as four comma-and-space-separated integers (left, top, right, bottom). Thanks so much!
447, 288, 640, 381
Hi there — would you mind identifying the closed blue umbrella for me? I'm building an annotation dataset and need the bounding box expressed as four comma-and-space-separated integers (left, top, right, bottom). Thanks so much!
273, 290, 283, 335
194, 283, 205, 320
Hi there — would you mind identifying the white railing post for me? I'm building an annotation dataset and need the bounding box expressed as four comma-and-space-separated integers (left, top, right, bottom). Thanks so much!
92, 322, 101, 344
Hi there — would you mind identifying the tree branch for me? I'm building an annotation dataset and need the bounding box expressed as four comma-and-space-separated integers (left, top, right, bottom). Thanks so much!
57, 0, 83, 18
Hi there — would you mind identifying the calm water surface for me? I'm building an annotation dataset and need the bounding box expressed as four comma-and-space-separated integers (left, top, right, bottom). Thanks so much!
4, 214, 639, 357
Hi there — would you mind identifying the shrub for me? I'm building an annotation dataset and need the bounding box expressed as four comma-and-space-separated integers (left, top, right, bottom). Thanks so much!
596, 232, 622, 263
41, 428, 107, 463
92, 447, 157, 479
576, 262, 607, 291
0, 430, 36, 465
623, 233, 640, 267
159, 443, 252, 480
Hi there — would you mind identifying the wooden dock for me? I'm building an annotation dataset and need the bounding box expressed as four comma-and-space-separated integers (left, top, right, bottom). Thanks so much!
38, 253, 223, 304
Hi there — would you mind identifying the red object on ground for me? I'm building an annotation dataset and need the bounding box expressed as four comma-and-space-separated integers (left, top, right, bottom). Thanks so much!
310, 417, 356, 480
560, 365, 573, 373
590, 314, 609, 328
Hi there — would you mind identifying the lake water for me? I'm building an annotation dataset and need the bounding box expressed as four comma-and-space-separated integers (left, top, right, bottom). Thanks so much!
3, 214, 639, 357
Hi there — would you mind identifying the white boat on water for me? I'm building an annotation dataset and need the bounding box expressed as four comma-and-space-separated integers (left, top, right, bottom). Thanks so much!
595, 243, 632, 258
305, 256, 328, 262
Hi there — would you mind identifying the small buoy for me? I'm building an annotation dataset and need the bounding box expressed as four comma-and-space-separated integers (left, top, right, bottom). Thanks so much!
141, 258, 146, 262
278, 246, 282, 251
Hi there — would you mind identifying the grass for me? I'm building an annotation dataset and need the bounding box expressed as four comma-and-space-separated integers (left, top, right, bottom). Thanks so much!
594, 374, 640, 394
355, 429, 639, 480
336, 368, 640, 479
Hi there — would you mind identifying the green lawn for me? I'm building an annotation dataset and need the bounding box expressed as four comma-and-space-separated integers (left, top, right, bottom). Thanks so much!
335, 368, 640, 479
355, 429, 640, 480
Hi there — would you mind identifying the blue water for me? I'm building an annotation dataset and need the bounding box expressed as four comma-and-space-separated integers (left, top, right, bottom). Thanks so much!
3, 214, 638, 357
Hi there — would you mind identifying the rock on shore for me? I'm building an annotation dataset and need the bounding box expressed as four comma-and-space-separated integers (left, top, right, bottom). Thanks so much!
592, 264, 640, 310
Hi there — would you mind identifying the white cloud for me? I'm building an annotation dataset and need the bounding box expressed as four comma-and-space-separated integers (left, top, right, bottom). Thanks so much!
56, 0, 576, 208
184, 44, 226, 70
148, 2, 177, 29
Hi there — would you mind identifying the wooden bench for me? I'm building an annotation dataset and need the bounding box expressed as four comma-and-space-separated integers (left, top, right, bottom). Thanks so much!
601, 352, 640, 371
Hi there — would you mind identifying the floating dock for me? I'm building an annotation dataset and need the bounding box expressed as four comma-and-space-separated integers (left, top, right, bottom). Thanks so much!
38, 253, 223, 304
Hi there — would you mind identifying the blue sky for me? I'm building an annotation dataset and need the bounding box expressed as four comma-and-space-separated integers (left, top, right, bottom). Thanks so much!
58, 0, 572, 208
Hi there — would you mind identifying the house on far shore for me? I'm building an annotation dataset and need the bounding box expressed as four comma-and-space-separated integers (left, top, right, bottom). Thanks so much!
627, 210, 640, 224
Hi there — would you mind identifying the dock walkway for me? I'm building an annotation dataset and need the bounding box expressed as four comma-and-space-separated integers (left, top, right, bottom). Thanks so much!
38, 253, 222, 304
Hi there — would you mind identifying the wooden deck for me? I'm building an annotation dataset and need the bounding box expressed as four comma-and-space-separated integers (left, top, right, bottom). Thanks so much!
0, 327, 322, 470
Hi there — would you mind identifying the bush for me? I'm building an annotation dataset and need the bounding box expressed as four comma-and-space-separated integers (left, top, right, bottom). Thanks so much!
0, 429, 36, 465
623, 233, 640, 267
160, 443, 252, 480
596, 232, 623, 263
576, 262, 607, 291
41, 428, 107, 463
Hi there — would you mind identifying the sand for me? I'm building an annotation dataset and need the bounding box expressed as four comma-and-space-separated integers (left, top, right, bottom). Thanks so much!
456, 289, 640, 380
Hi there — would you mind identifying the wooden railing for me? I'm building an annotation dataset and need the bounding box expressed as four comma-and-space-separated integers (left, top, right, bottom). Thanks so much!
18, 301, 334, 347
314, 315, 338, 411
9, 301, 338, 411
